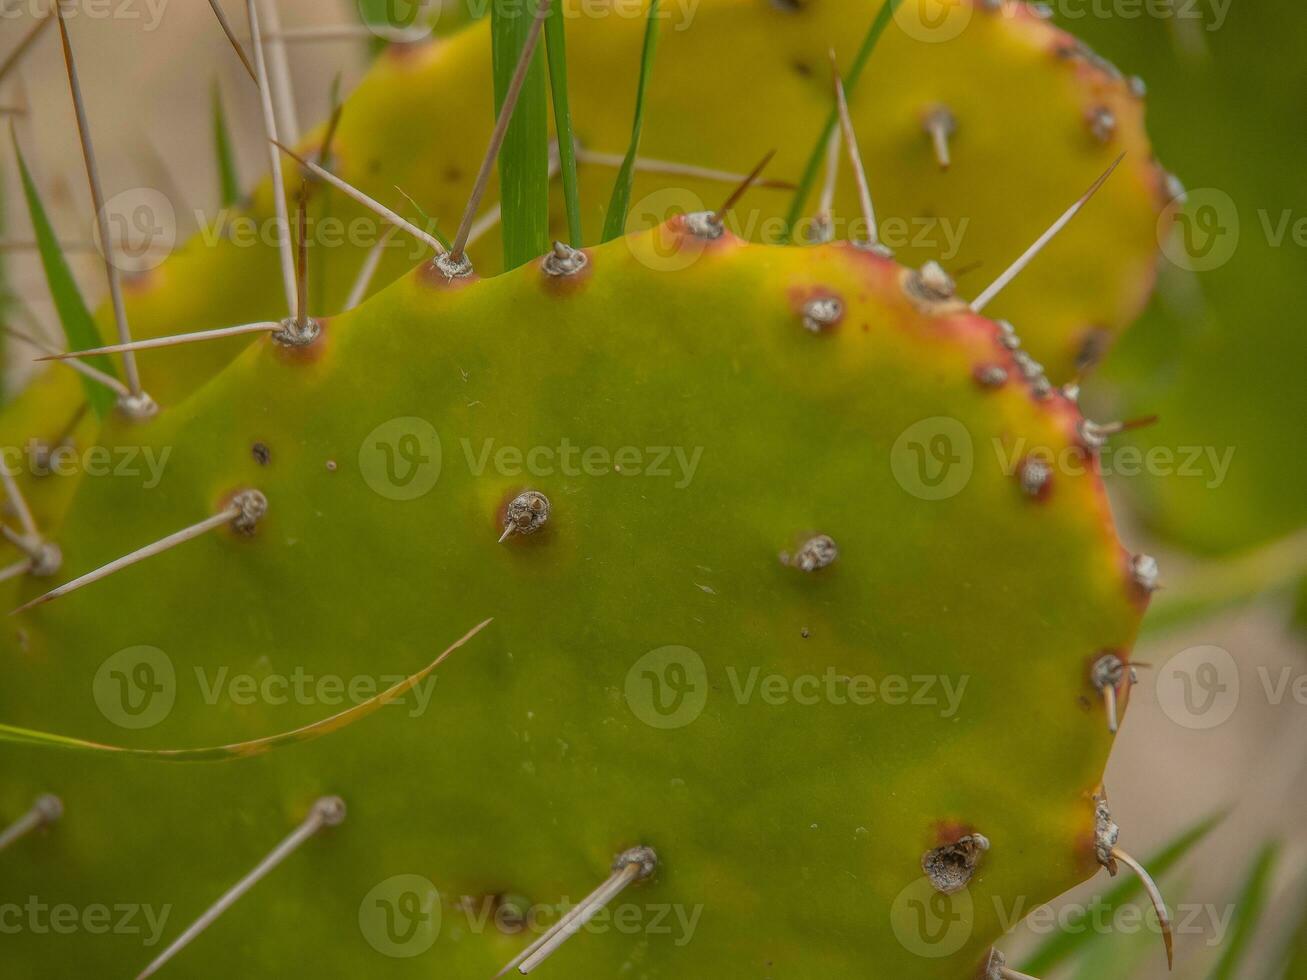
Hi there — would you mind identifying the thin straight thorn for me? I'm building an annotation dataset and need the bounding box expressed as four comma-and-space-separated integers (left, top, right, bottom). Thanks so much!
0, 794, 62, 852
498, 849, 655, 976
830, 52, 877, 245
0, 463, 38, 540
1000, 968, 1045, 980
713, 149, 776, 224
12, 504, 247, 615
205, 0, 258, 82
294, 185, 309, 327
451, 0, 551, 260
467, 144, 561, 250
924, 107, 956, 170
817, 126, 842, 221
37, 322, 278, 362
1103, 683, 1119, 734
0, 559, 32, 584
1106, 415, 1161, 436
345, 225, 397, 309
253, 24, 429, 44
0, 12, 54, 86
315, 89, 344, 169
1111, 846, 1173, 968
135, 797, 344, 980
273, 141, 446, 254
245, 0, 298, 317
256, 0, 299, 141
0, 239, 170, 256
517, 863, 646, 973
54, 0, 143, 398
971, 153, 1125, 313
1, 524, 43, 560
575, 149, 797, 190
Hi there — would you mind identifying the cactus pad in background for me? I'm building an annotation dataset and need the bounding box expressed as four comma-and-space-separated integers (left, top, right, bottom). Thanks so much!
32, 0, 1169, 411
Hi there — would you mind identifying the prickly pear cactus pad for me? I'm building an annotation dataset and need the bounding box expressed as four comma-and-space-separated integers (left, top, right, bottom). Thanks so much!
0, 225, 1149, 977
67, 0, 1166, 410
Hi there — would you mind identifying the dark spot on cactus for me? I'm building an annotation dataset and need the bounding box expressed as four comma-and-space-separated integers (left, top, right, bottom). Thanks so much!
418, 257, 478, 290
1092, 794, 1120, 870
1075, 326, 1111, 371
680, 211, 727, 241
801, 627, 810, 638
1090, 651, 1128, 693
267, 317, 329, 364
791, 60, 813, 79
500, 490, 551, 543
252, 443, 271, 466
443, 165, 464, 183
540, 242, 592, 292
770, 0, 806, 11
366, 159, 382, 176
1018, 458, 1053, 499
800, 295, 844, 333
468, 893, 530, 934
781, 534, 838, 572
220, 488, 269, 537
922, 833, 990, 894
901, 262, 966, 315
1087, 106, 1117, 143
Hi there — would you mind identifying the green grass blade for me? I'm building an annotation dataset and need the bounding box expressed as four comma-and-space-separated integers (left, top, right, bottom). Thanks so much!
1276, 877, 1307, 980
0, 619, 491, 763
543, 1, 582, 247
600, 0, 661, 243
1208, 842, 1280, 980
1020, 811, 1226, 975
491, 0, 550, 270
11, 133, 117, 418
1069, 873, 1193, 980
211, 80, 241, 209
781, 0, 901, 241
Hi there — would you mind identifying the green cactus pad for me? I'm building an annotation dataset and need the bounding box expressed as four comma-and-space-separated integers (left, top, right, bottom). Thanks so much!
69, 0, 1166, 407
1, 223, 1147, 977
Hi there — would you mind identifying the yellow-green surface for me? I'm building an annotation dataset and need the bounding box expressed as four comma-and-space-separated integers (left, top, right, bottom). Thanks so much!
1, 227, 1146, 976
21, 0, 1165, 409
